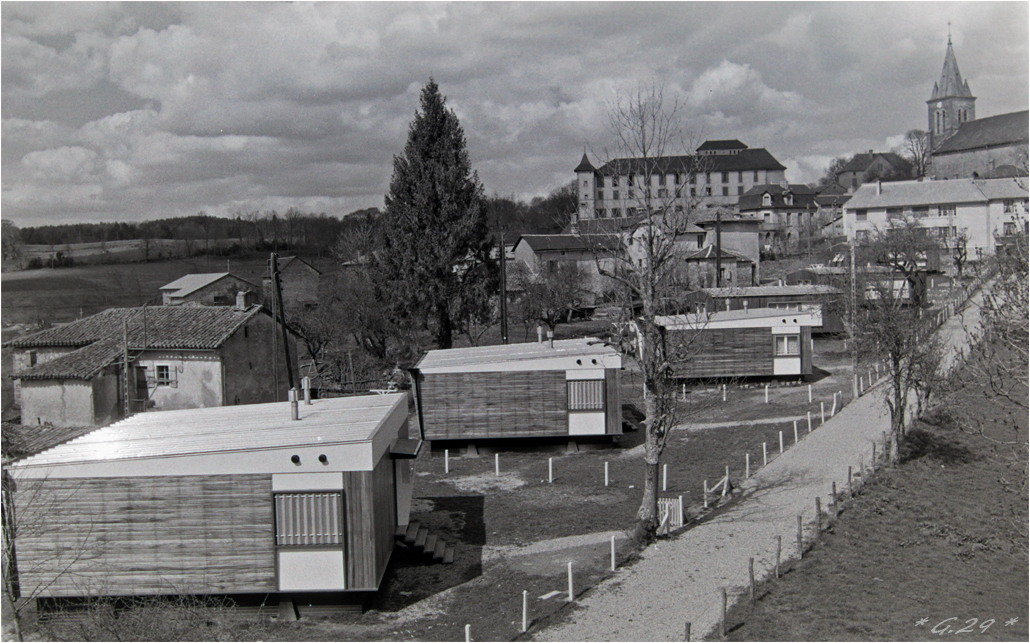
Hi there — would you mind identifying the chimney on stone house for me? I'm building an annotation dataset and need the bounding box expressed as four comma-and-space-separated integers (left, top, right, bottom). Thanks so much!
235, 290, 253, 310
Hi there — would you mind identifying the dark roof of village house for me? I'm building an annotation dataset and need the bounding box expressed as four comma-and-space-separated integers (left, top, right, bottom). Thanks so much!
837, 152, 913, 177
574, 153, 596, 172
2, 422, 100, 463
683, 245, 753, 263
14, 338, 125, 380
516, 234, 622, 253
696, 139, 748, 152
261, 255, 322, 279
738, 183, 818, 211
4, 305, 265, 350
564, 215, 646, 234
933, 110, 1030, 155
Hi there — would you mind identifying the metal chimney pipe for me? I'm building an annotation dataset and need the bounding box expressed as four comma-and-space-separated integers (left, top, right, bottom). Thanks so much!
302, 376, 311, 404
289, 388, 299, 420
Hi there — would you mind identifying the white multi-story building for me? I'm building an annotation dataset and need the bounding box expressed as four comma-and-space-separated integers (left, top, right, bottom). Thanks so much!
843, 177, 1028, 256
574, 139, 787, 223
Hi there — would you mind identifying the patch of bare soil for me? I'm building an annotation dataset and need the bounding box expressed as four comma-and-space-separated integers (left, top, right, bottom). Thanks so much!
722, 352, 1029, 641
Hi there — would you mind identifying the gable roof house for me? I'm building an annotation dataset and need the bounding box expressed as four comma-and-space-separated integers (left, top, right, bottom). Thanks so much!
263, 256, 322, 311
738, 183, 820, 255
930, 110, 1030, 180
836, 152, 915, 192
5, 301, 298, 427
159, 272, 261, 306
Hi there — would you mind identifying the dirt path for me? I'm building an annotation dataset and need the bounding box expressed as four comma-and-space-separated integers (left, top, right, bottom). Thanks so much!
532, 291, 986, 642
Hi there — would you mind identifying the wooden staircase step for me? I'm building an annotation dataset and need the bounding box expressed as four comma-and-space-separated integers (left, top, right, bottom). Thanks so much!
432, 538, 446, 561
414, 527, 429, 550
403, 521, 420, 545
394, 524, 409, 539
442, 544, 455, 564
424, 534, 438, 555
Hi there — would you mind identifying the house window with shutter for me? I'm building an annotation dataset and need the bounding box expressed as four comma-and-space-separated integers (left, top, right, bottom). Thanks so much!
568, 380, 605, 412
156, 364, 171, 386
274, 492, 344, 546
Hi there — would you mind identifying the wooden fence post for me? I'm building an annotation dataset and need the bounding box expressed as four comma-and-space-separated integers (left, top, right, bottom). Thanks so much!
749, 557, 755, 603
815, 497, 822, 531
567, 561, 574, 602
831, 481, 838, 517
763, 442, 768, 466
684, 621, 691, 642
848, 465, 853, 496
703, 480, 708, 509
796, 515, 803, 557
723, 465, 729, 497
721, 587, 728, 637
793, 421, 799, 443
522, 590, 528, 633
775, 535, 781, 578
820, 402, 825, 425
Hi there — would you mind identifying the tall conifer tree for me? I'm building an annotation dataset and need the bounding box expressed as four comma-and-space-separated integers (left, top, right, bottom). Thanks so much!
374, 79, 492, 349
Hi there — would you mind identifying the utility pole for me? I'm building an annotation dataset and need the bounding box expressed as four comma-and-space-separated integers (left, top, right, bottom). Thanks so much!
715, 208, 723, 287
499, 231, 508, 344
850, 240, 858, 397
270, 253, 295, 392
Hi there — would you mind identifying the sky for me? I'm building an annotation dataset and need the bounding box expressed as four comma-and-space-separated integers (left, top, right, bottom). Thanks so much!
2, 2, 1028, 228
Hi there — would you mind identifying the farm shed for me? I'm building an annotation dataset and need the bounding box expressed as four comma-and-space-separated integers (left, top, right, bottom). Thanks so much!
657, 308, 820, 379
681, 285, 845, 334
159, 272, 261, 306
5, 394, 418, 599
410, 338, 622, 442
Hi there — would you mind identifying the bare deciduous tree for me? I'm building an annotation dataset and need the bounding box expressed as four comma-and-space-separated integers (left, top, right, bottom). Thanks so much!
898, 129, 931, 178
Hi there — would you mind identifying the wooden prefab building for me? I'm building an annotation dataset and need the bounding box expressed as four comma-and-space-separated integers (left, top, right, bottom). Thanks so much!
6, 394, 417, 599
657, 308, 819, 379
411, 338, 622, 441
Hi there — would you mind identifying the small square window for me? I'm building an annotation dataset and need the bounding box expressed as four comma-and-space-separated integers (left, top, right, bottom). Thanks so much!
658, 174, 666, 186
156, 365, 171, 386
722, 187, 729, 196
775, 335, 801, 356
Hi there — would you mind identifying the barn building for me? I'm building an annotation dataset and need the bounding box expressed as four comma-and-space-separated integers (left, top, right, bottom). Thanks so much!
6, 394, 428, 603
657, 308, 820, 379
410, 338, 622, 444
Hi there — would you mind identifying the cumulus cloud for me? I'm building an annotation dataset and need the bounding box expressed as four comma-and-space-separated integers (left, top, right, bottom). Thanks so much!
1, 2, 1027, 225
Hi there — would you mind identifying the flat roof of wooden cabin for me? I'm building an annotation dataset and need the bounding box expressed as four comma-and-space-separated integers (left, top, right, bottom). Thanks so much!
657, 308, 820, 327
416, 337, 616, 370
10, 394, 407, 467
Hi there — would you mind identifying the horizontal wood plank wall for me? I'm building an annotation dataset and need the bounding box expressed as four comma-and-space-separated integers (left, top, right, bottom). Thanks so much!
13, 475, 275, 598
605, 369, 622, 435
669, 328, 773, 379
341, 454, 395, 591
420, 371, 567, 439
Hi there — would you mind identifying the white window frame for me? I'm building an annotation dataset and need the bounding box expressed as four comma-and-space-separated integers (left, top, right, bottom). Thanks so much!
774, 335, 801, 356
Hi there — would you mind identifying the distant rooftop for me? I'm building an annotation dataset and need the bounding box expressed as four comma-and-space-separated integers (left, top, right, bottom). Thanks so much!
415, 337, 617, 371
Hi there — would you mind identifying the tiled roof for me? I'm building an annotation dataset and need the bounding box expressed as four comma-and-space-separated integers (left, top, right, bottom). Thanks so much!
683, 245, 753, 263
838, 152, 912, 176
566, 215, 646, 234
693, 208, 762, 226
261, 256, 322, 279
595, 148, 786, 175
13, 338, 123, 380
159, 273, 258, 298
5, 305, 264, 350
844, 178, 1028, 210
574, 153, 596, 172
3, 423, 101, 463
738, 183, 818, 211
516, 234, 622, 253
697, 139, 747, 152
933, 110, 1029, 155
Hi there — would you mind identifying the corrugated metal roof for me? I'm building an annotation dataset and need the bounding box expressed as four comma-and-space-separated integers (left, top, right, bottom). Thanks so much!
4, 305, 264, 350
415, 338, 617, 370
9, 394, 408, 468
697, 285, 841, 297
13, 337, 123, 380
2, 423, 101, 463
934, 111, 1029, 155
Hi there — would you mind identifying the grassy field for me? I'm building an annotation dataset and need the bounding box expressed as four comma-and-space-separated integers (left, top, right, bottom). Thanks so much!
719, 349, 1029, 642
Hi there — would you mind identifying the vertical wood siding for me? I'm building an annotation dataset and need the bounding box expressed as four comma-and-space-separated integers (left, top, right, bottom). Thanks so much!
669, 327, 774, 378
13, 475, 275, 598
605, 369, 622, 434
341, 454, 396, 590
420, 371, 567, 439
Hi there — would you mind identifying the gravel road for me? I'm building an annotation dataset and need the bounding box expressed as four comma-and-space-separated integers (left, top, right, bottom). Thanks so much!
532, 288, 985, 642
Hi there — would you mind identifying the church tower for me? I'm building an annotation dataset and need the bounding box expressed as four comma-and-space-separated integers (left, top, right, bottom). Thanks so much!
927, 33, 976, 150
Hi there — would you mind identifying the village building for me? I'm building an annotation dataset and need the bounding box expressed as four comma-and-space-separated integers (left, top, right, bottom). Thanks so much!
263, 256, 322, 311
835, 152, 915, 191
5, 393, 432, 604
842, 177, 1029, 257
657, 308, 820, 379
574, 139, 787, 224
738, 183, 821, 255
410, 338, 622, 445
5, 296, 298, 427
159, 272, 261, 306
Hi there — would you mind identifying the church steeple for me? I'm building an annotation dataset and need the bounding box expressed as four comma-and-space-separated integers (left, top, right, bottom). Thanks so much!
927, 33, 976, 150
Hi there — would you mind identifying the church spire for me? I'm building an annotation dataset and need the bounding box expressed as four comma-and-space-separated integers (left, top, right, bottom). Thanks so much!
930, 35, 973, 100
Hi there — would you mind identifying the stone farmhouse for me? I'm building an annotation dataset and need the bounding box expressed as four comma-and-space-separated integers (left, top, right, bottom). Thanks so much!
159, 272, 261, 306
